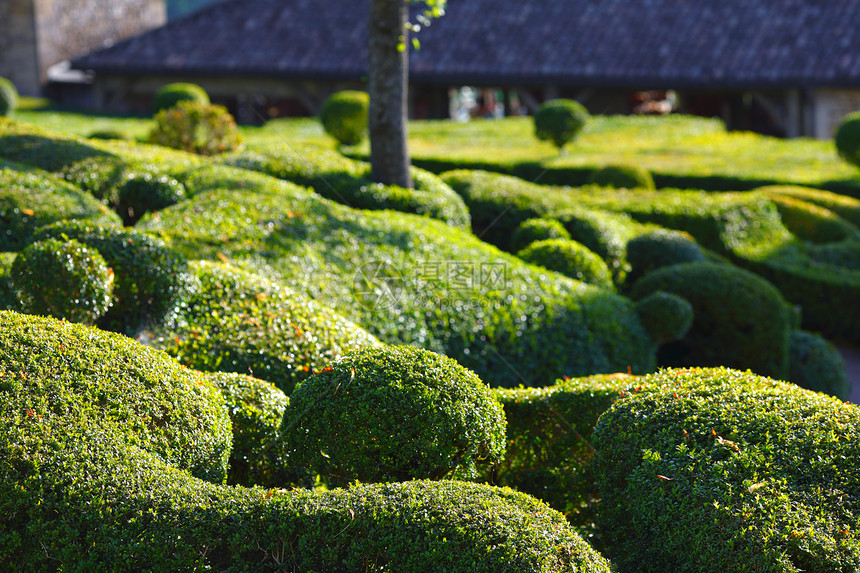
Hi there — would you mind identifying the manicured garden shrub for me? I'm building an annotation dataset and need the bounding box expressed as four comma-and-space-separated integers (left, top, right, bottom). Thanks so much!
152, 82, 209, 114
517, 238, 614, 289
510, 217, 571, 253
0, 77, 18, 116
319, 90, 370, 146
149, 101, 242, 156
758, 184, 860, 229
281, 345, 506, 485
835, 111, 860, 170
534, 98, 590, 149
593, 367, 860, 572
150, 261, 380, 395
631, 261, 793, 379
588, 163, 655, 190
0, 160, 121, 250
0, 252, 17, 311
0, 313, 608, 571
634, 290, 694, 345
224, 146, 471, 229
764, 192, 858, 243
11, 238, 113, 324
33, 221, 190, 334
87, 129, 128, 140
788, 330, 850, 400
116, 169, 187, 224
624, 228, 706, 287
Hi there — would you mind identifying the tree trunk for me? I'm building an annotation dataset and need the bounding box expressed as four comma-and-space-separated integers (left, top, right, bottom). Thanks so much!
367, 0, 413, 188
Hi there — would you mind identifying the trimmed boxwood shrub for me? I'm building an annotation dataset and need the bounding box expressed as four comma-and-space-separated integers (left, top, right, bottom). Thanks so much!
0, 160, 121, 250
33, 221, 190, 335
764, 192, 858, 243
116, 169, 187, 225
320, 90, 370, 146
149, 261, 380, 395
0, 77, 18, 116
835, 111, 860, 169
631, 261, 793, 379
788, 330, 850, 400
758, 184, 860, 229
149, 101, 242, 156
510, 217, 571, 253
0, 252, 17, 310
0, 313, 609, 571
634, 290, 694, 345
11, 238, 113, 324
534, 98, 590, 149
281, 345, 506, 485
592, 367, 860, 572
517, 238, 614, 289
624, 229, 706, 287
589, 164, 655, 190
224, 146, 471, 229
152, 82, 209, 114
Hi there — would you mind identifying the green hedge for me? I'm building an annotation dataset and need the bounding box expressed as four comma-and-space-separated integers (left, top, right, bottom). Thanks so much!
0, 252, 17, 310
152, 82, 209, 115
517, 238, 614, 289
320, 90, 369, 146
593, 367, 860, 572
588, 163, 655, 190
757, 184, 860, 229
624, 229, 706, 288
224, 145, 471, 229
788, 330, 850, 400
0, 77, 18, 117
0, 312, 610, 571
281, 345, 506, 486
762, 192, 858, 244
510, 217, 572, 253
0, 160, 120, 250
149, 260, 380, 395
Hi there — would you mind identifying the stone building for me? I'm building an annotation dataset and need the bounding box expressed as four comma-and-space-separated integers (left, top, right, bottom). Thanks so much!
0, 0, 166, 96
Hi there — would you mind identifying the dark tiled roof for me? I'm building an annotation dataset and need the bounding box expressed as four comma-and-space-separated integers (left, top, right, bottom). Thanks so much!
72, 0, 860, 88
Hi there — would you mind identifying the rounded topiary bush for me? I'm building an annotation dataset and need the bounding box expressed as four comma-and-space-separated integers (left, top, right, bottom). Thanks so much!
624, 229, 706, 287
517, 238, 614, 289
510, 217, 571, 253
319, 90, 370, 146
152, 82, 210, 115
33, 221, 190, 334
589, 164, 655, 190
534, 98, 590, 149
631, 261, 793, 379
11, 238, 113, 325
281, 345, 507, 485
789, 330, 850, 400
117, 170, 187, 225
835, 111, 860, 169
635, 290, 694, 345
149, 101, 242, 156
0, 77, 19, 116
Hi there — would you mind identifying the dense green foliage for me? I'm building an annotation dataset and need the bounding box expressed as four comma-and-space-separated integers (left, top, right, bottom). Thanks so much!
758, 184, 860, 229
149, 101, 242, 156
534, 99, 590, 149
634, 290, 694, 345
593, 367, 860, 572
510, 217, 572, 253
0, 312, 609, 571
320, 90, 370, 146
225, 146, 471, 228
0, 252, 17, 310
517, 238, 614, 289
116, 169, 187, 225
788, 330, 850, 400
589, 163, 655, 190
151, 82, 210, 115
763, 192, 858, 244
835, 111, 860, 170
631, 262, 793, 379
149, 260, 380, 394
0, 77, 18, 117
33, 221, 191, 334
282, 345, 506, 485
624, 229, 706, 287
11, 238, 113, 324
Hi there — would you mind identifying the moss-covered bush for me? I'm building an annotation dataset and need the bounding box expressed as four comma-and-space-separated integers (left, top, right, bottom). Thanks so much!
0, 312, 609, 571
835, 111, 860, 170
33, 221, 190, 334
281, 345, 506, 485
319, 90, 369, 146
152, 82, 210, 115
517, 238, 614, 289
11, 238, 113, 324
788, 330, 850, 400
149, 101, 242, 156
634, 290, 694, 345
0, 160, 121, 250
0, 77, 18, 117
149, 261, 380, 394
593, 367, 860, 572
534, 98, 590, 149
589, 163, 655, 190
624, 229, 706, 287
510, 217, 571, 253
224, 146, 471, 229
631, 261, 793, 379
